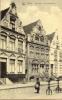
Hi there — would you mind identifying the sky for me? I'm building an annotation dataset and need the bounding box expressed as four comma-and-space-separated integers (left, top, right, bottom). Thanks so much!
0, 0, 62, 40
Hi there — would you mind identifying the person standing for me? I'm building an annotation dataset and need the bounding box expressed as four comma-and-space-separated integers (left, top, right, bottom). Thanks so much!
35, 78, 40, 93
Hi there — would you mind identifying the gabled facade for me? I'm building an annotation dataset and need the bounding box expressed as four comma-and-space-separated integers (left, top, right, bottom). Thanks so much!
47, 32, 60, 77
0, 2, 62, 83
24, 20, 49, 80
0, 3, 26, 83
57, 39, 62, 76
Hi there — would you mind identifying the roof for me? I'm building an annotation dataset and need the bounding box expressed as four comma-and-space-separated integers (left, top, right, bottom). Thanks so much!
23, 20, 39, 34
0, 7, 9, 20
46, 32, 55, 43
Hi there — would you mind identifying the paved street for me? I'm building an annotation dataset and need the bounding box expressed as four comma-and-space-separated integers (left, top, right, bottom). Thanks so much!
0, 82, 62, 99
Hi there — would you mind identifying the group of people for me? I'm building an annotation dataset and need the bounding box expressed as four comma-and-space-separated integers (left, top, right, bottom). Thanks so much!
35, 78, 40, 93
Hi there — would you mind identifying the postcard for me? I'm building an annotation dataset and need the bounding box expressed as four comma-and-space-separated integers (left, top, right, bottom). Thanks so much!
0, 0, 62, 99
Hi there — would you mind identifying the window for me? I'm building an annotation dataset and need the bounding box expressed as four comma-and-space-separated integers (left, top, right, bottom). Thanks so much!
40, 64, 44, 68
10, 59, 15, 73
18, 41, 23, 53
0, 35, 7, 49
40, 36, 44, 42
4, 20, 8, 27
36, 52, 39, 58
41, 46, 44, 51
35, 34, 39, 41
35, 47, 39, 51
10, 16, 15, 31
46, 54, 49, 60
30, 45, 34, 50
38, 26, 41, 31
51, 64, 53, 75
18, 60, 23, 73
30, 51, 34, 57
32, 64, 39, 73
41, 53, 45, 60
9, 38, 15, 51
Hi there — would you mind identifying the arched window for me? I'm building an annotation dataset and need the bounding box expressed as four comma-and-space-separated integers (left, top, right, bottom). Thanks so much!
32, 60, 39, 73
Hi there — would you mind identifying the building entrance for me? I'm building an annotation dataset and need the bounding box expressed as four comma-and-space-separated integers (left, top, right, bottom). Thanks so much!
0, 62, 6, 78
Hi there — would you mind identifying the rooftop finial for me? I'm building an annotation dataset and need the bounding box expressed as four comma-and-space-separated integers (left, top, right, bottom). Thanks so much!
10, 2, 16, 8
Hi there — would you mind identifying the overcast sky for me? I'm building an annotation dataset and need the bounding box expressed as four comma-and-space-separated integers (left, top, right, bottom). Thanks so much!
0, 0, 62, 40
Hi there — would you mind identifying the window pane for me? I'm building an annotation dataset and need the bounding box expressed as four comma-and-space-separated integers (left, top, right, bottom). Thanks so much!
10, 59, 15, 73
0, 36, 7, 49
18, 60, 23, 72
10, 16, 15, 31
9, 38, 15, 51
18, 41, 23, 48
18, 41, 23, 52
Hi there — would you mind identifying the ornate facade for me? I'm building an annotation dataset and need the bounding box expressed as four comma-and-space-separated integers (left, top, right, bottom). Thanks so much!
0, 3, 62, 83
24, 20, 49, 80
47, 32, 59, 77
0, 3, 26, 83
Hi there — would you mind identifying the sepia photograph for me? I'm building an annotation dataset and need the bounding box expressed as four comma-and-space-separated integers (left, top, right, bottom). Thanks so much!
0, 0, 62, 99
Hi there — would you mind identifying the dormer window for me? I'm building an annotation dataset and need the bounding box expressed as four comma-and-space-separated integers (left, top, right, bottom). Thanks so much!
10, 16, 16, 31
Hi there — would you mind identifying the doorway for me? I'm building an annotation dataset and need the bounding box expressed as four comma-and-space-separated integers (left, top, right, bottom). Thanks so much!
0, 62, 6, 78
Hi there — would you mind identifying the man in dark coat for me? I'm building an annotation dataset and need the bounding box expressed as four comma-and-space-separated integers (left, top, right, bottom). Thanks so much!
35, 78, 40, 93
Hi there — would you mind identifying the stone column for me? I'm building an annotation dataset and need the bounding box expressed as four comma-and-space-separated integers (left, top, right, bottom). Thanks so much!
15, 38, 18, 52
7, 58, 10, 73
57, 49, 60, 76
0, 62, 1, 77
7, 36, 9, 50
23, 39, 26, 54
15, 58, 18, 74
22, 58, 25, 74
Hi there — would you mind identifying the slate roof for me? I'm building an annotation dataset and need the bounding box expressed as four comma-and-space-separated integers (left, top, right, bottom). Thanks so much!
0, 7, 9, 20
23, 20, 39, 34
46, 32, 55, 43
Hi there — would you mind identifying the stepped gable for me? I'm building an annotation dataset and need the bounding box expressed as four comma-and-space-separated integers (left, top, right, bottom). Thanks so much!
1, 7, 9, 20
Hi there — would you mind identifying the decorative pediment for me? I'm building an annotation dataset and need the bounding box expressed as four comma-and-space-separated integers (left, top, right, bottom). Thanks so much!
9, 53, 16, 58
0, 52, 7, 57
17, 55, 23, 59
